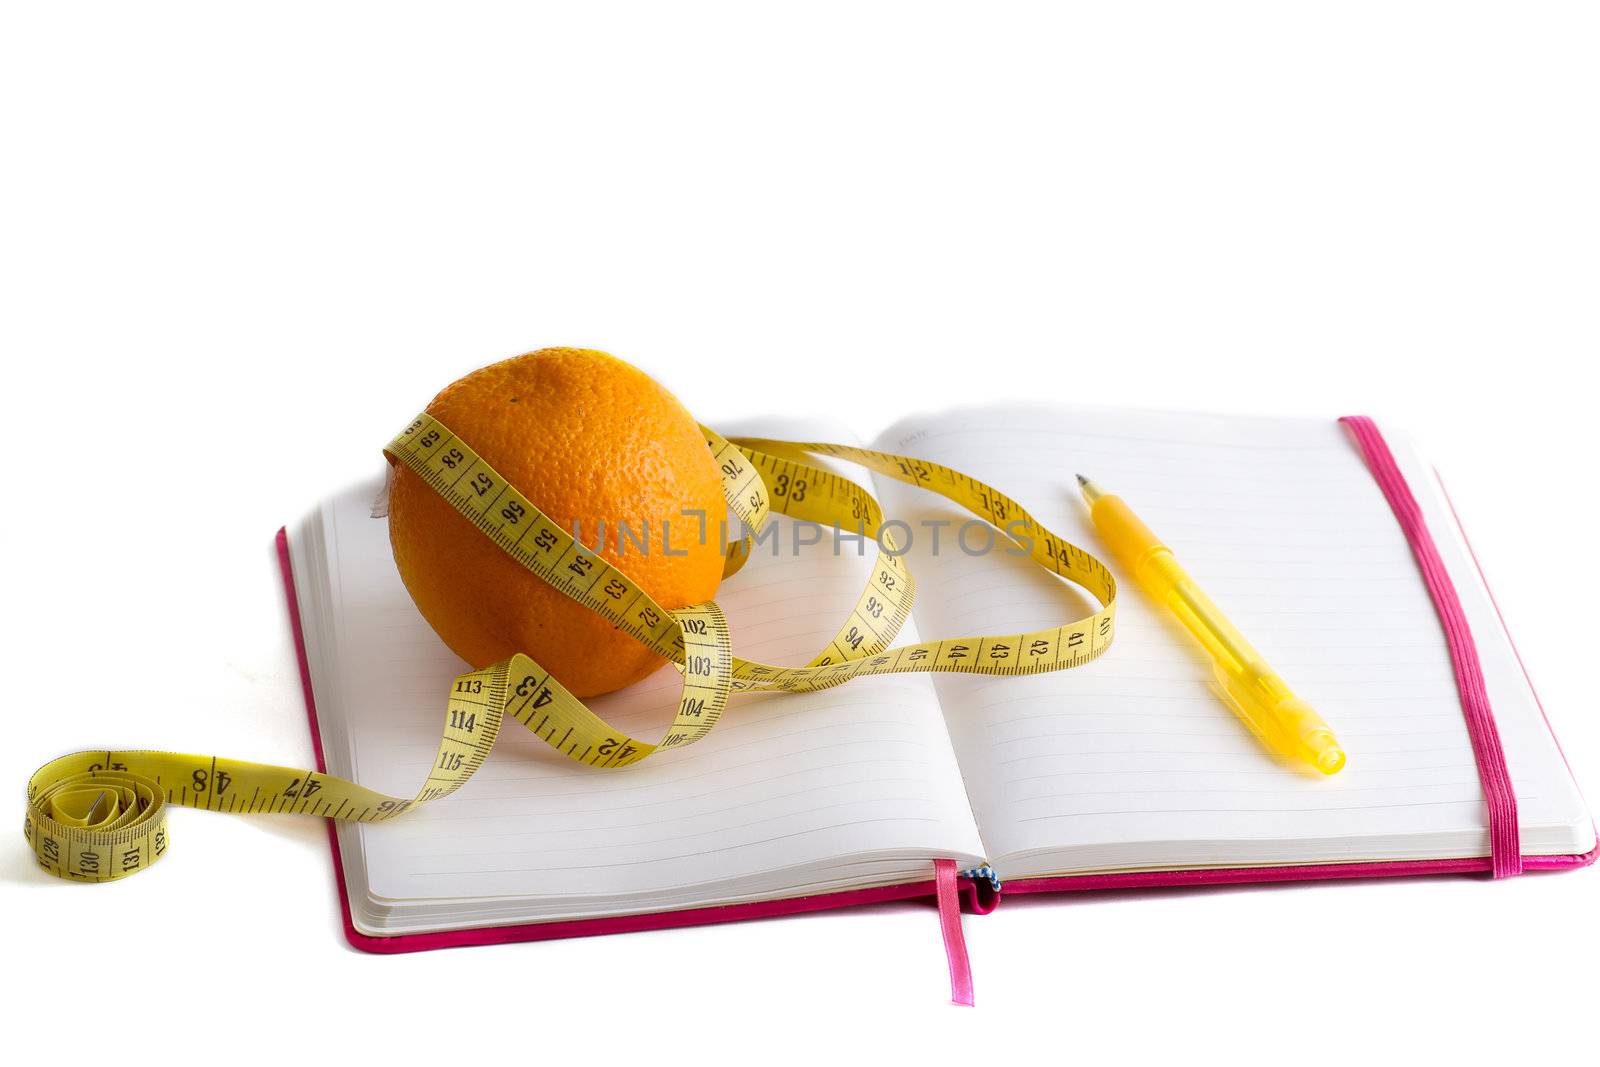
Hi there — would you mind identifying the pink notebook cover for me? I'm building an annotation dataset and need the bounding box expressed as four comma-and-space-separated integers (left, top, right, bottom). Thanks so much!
275, 419, 1594, 954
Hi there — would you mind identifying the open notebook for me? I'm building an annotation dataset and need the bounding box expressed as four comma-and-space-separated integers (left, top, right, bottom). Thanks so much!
284, 406, 1593, 941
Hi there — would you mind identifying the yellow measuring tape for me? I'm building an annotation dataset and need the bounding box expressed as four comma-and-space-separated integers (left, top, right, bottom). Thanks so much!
26, 412, 1117, 882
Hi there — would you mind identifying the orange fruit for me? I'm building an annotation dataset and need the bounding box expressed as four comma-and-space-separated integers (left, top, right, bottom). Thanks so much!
388, 348, 727, 697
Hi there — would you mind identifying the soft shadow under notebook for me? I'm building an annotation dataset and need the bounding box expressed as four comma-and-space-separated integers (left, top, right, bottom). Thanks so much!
279, 405, 1594, 952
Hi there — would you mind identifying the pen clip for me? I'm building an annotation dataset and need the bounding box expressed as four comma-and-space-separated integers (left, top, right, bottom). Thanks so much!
1208, 663, 1270, 746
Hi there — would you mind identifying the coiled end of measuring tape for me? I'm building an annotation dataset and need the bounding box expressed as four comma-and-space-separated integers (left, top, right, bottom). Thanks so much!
26, 757, 169, 882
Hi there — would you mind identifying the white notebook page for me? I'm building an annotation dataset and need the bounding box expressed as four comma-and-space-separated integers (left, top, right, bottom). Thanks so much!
295, 426, 984, 932
869, 406, 1590, 877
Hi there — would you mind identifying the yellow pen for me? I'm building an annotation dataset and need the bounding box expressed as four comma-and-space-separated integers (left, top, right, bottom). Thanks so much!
1077, 475, 1346, 776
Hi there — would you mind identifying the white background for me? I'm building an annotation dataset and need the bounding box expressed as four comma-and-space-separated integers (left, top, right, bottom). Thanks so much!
3, 2, 1596, 1062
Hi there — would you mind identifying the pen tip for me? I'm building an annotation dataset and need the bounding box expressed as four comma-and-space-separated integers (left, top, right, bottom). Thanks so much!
1075, 473, 1089, 487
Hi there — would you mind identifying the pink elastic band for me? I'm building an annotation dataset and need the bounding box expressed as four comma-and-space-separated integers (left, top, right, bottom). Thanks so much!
934, 859, 974, 1005
1340, 416, 1522, 877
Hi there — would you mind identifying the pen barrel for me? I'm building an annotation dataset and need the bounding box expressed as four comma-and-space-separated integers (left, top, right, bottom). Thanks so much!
1090, 495, 1263, 670
1091, 492, 1346, 775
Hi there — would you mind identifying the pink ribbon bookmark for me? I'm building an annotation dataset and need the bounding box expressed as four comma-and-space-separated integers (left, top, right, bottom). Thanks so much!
934, 859, 974, 1005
